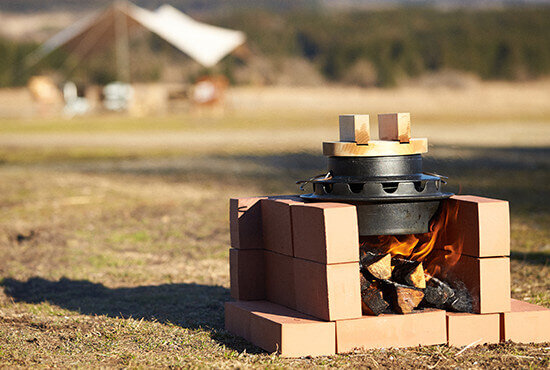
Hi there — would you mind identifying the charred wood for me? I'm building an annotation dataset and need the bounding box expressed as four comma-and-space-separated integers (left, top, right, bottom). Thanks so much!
423, 276, 453, 308
360, 274, 389, 316
422, 276, 473, 313
446, 280, 473, 313
391, 258, 426, 289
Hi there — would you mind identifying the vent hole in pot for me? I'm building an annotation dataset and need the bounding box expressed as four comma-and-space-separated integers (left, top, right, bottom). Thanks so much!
414, 181, 426, 192
323, 183, 333, 193
349, 183, 364, 193
382, 182, 399, 193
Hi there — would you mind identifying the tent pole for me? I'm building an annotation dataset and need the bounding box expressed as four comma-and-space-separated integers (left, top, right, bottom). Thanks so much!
115, 1, 131, 82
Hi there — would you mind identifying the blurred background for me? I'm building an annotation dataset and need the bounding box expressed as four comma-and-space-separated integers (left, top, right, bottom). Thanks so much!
2, 0, 550, 117
0, 1, 549, 367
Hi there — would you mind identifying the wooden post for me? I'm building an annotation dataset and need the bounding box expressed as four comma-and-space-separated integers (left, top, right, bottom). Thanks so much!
114, 1, 131, 83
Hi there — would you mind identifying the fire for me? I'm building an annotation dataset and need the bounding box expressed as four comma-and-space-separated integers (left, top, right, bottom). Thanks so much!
360, 200, 462, 278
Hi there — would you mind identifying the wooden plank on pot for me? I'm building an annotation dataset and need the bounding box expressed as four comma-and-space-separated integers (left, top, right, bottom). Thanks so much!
323, 138, 428, 157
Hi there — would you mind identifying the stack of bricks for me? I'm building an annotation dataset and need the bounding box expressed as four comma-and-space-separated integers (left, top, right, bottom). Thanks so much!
227, 195, 362, 356
227, 194, 550, 356
226, 113, 549, 356
438, 195, 511, 346
436, 195, 550, 346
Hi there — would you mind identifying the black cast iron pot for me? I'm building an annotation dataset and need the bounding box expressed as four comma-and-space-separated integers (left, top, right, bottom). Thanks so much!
300, 154, 453, 236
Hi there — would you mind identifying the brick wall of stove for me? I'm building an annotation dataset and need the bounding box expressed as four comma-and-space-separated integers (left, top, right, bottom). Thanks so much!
226, 195, 549, 356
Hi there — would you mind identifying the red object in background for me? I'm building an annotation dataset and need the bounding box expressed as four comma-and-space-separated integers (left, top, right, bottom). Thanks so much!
191, 75, 228, 106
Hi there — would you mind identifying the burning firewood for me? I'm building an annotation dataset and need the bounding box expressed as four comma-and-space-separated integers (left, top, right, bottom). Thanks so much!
381, 280, 424, 314
360, 252, 392, 280
423, 276, 453, 308
360, 274, 389, 316
358, 249, 472, 314
446, 280, 473, 313
391, 258, 426, 289
422, 276, 473, 313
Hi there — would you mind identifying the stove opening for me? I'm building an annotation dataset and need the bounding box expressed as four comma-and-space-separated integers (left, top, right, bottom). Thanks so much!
358, 200, 473, 315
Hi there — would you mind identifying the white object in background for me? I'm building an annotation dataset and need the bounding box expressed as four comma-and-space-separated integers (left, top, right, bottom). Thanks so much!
63, 81, 90, 117
27, 2, 246, 69
103, 81, 134, 111
193, 80, 217, 104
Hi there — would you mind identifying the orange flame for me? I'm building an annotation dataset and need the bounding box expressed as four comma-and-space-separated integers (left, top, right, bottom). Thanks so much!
360, 200, 463, 278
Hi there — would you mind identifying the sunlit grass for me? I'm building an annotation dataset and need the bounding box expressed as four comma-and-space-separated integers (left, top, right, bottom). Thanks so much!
0, 98, 548, 367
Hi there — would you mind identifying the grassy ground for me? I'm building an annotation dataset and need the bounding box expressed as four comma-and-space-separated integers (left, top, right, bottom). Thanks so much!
0, 94, 549, 367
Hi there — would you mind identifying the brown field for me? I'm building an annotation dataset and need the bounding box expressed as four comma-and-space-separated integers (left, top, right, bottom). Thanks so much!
0, 83, 549, 367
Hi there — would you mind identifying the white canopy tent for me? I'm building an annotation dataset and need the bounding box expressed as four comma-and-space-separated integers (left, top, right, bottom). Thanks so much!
27, 1, 246, 80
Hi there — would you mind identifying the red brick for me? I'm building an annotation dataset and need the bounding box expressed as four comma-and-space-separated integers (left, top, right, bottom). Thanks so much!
441, 195, 510, 258
229, 197, 265, 249
225, 301, 336, 357
261, 197, 303, 256
500, 299, 550, 343
294, 258, 361, 321
336, 309, 446, 352
225, 300, 251, 340
291, 202, 359, 264
230, 248, 265, 301
446, 312, 500, 346
441, 254, 510, 314
265, 250, 296, 309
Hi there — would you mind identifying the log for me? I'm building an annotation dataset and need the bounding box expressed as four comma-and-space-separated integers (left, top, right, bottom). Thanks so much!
381, 280, 424, 314
391, 259, 426, 289
446, 280, 473, 313
360, 274, 389, 316
422, 276, 453, 308
422, 276, 473, 313
360, 252, 391, 280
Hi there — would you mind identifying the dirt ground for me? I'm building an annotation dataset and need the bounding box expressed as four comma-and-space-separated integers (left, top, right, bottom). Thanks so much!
0, 84, 549, 367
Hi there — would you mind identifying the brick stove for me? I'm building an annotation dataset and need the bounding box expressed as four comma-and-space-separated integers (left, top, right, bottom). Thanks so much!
226, 113, 550, 357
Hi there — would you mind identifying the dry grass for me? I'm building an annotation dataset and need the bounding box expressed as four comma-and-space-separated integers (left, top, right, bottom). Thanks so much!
0, 85, 549, 367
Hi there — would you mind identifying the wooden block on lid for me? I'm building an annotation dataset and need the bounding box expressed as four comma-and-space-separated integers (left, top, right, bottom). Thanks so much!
378, 113, 411, 143
339, 114, 370, 144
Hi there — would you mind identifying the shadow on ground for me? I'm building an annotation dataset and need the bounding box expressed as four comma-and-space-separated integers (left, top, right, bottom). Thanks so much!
0, 277, 262, 353
57, 145, 549, 214
511, 251, 550, 266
